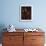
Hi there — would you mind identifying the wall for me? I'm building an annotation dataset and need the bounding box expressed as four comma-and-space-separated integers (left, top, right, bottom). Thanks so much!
0, 0, 46, 30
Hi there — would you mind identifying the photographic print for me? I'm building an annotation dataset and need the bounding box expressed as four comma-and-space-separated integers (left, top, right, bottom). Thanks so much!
20, 4, 33, 21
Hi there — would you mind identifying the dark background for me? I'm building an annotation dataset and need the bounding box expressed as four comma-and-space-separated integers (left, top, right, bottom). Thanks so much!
21, 6, 32, 20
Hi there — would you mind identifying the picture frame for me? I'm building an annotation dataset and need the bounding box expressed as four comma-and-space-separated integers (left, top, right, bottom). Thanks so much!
19, 4, 33, 21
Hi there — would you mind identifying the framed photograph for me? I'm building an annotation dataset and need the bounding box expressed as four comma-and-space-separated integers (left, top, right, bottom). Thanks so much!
20, 4, 33, 21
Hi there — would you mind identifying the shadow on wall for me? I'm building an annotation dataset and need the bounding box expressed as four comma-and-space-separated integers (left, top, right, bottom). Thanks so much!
0, 24, 7, 43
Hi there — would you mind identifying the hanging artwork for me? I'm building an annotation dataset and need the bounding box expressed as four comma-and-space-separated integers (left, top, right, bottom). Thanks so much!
20, 4, 33, 21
